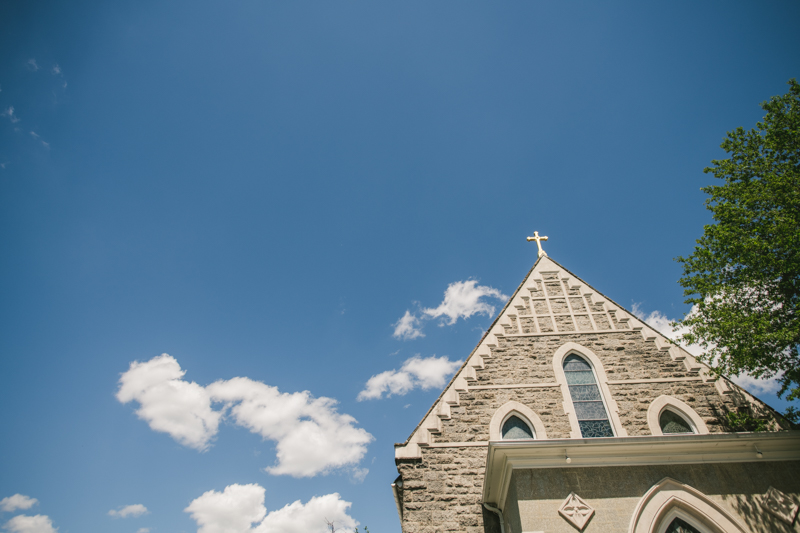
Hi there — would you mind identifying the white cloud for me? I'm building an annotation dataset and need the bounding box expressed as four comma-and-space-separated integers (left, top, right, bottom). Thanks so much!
422, 280, 508, 325
730, 373, 781, 395
0, 495, 38, 513
392, 280, 508, 340
51, 65, 61, 75
392, 311, 424, 340
256, 493, 356, 533
117, 354, 372, 477
27, 59, 39, 71
358, 355, 462, 401
41, 141, 49, 149
208, 378, 372, 477
3, 515, 56, 533
2, 106, 20, 124
631, 303, 781, 396
185, 484, 266, 533
136, 529, 150, 533
117, 354, 221, 451
29, 132, 39, 139
185, 484, 356, 533
631, 303, 700, 355
108, 504, 148, 518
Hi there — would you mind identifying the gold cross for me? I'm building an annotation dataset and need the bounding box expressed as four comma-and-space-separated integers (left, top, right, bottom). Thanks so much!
527, 231, 548, 257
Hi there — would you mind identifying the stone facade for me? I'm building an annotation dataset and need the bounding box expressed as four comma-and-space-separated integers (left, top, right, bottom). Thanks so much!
393, 255, 795, 533
396, 447, 489, 533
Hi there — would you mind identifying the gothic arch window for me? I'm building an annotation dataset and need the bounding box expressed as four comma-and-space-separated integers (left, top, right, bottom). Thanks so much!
501, 414, 534, 440
647, 396, 709, 436
563, 354, 614, 438
488, 401, 548, 441
552, 342, 627, 439
630, 477, 747, 533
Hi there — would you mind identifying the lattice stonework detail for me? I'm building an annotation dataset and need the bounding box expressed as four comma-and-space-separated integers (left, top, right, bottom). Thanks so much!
502, 268, 631, 335
558, 492, 595, 531
763, 486, 800, 525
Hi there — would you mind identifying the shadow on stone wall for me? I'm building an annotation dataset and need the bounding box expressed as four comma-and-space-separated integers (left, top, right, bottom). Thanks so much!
726, 493, 798, 533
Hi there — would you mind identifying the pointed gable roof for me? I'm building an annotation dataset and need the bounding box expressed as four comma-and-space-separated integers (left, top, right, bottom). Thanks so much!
395, 255, 744, 460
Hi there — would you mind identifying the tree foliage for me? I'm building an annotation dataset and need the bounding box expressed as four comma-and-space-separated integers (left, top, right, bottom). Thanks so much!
676, 79, 800, 401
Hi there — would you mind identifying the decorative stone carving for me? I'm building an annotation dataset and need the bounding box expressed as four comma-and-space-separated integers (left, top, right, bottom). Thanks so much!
558, 492, 595, 531
764, 486, 799, 525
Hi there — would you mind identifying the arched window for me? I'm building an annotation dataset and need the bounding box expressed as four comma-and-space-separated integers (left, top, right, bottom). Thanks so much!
563, 354, 614, 438
631, 477, 746, 533
501, 415, 534, 440
647, 396, 709, 436
489, 401, 547, 441
659, 409, 695, 434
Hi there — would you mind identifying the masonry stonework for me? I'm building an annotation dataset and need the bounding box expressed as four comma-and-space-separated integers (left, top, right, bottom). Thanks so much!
394, 255, 796, 533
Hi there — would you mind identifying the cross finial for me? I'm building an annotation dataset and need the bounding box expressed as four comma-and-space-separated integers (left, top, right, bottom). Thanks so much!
527, 231, 548, 257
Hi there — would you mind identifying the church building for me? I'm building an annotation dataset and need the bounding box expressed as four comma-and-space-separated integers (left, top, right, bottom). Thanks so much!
391, 236, 800, 533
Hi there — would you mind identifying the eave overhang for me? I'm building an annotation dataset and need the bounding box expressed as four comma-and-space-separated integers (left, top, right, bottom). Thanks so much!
483, 431, 800, 510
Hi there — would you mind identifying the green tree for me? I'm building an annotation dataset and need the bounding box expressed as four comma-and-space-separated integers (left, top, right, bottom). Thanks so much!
676, 79, 800, 403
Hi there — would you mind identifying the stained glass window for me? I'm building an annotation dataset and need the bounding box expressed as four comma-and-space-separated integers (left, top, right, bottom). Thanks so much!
563, 354, 614, 438
502, 415, 534, 439
665, 517, 702, 533
660, 409, 694, 434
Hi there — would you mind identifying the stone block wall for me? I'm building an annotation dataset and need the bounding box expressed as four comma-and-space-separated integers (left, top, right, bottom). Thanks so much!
432, 331, 739, 446
395, 326, 787, 533
396, 447, 489, 533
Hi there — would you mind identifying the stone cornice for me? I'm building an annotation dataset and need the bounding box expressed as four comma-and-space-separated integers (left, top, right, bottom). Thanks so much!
483, 431, 800, 511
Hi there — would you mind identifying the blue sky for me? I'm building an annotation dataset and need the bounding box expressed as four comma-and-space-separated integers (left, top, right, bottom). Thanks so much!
1, 1, 799, 532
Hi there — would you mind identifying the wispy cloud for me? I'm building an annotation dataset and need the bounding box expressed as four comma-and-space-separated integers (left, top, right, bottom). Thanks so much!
358, 355, 462, 400
185, 484, 357, 533
393, 311, 424, 340
0, 495, 38, 513
117, 354, 373, 477
51, 64, 67, 88
3, 515, 57, 533
136, 529, 150, 533
2, 106, 20, 124
392, 280, 508, 340
30, 131, 50, 149
631, 303, 781, 396
350, 467, 369, 483
108, 504, 148, 518
26, 59, 39, 71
